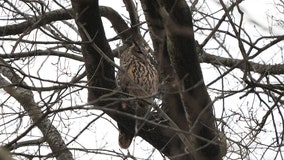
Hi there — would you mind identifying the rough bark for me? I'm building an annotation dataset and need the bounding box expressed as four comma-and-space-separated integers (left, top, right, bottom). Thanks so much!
141, 0, 224, 159
0, 58, 74, 160
71, 0, 116, 104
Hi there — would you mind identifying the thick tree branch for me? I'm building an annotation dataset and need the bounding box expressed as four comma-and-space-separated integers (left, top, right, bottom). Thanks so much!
141, 0, 226, 159
201, 52, 284, 75
0, 8, 73, 36
71, 0, 116, 104
0, 58, 73, 160
159, 0, 224, 159
0, 49, 83, 61
123, 0, 140, 34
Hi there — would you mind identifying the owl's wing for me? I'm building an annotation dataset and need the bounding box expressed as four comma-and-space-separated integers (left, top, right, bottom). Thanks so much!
116, 68, 135, 149
116, 69, 130, 93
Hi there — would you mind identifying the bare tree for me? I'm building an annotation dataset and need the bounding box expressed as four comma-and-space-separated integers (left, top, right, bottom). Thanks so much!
0, 0, 283, 160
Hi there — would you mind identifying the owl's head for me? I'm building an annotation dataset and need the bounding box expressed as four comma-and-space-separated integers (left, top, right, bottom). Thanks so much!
120, 42, 150, 65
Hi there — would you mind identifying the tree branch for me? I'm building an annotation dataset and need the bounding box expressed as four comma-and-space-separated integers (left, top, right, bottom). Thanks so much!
144, 0, 225, 159
0, 8, 73, 36
0, 49, 83, 61
123, 0, 140, 34
0, 58, 74, 160
201, 52, 284, 75
1, 6, 283, 76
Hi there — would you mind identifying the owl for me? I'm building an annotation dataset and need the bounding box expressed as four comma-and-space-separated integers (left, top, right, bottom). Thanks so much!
116, 43, 158, 149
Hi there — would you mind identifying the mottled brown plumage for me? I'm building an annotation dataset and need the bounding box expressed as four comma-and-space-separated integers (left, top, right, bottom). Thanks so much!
116, 43, 158, 149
